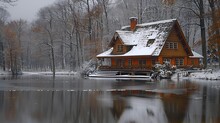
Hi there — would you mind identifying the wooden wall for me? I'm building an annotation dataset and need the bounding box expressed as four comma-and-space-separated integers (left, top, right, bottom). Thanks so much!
111, 56, 153, 69
160, 28, 187, 57
112, 38, 127, 55
188, 58, 201, 68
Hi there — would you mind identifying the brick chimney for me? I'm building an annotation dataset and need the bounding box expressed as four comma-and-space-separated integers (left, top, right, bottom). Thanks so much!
130, 17, 138, 31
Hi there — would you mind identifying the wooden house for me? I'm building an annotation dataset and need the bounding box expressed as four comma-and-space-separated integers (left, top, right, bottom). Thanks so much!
97, 18, 203, 73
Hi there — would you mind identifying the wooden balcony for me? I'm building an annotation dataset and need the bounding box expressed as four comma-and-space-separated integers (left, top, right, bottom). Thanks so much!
98, 65, 152, 72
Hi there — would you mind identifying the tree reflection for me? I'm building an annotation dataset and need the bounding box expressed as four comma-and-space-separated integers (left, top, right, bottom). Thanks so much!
0, 79, 220, 123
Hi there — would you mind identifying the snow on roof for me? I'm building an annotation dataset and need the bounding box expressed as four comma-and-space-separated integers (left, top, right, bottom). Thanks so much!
190, 51, 203, 58
123, 19, 175, 56
98, 19, 177, 57
97, 46, 157, 58
129, 17, 138, 20
138, 19, 176, 27
121, 19, 176, 30
97, 48, 113, 57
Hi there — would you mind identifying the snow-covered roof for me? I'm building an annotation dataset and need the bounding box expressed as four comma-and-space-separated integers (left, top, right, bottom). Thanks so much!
120, 19, 176, 56
190, 51, 203, 58
97, 46, 157, 57
129, 17, 138, 20
98, 19, 181, 57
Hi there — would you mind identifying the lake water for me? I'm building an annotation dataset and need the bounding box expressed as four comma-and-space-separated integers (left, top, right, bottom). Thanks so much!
0, 75, 219, 123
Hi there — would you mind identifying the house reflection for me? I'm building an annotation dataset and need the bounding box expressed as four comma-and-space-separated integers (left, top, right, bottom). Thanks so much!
116, 97, 168, 123
159, 81, 198, 123
106, 81, 199, 123
0, 79, 219, 123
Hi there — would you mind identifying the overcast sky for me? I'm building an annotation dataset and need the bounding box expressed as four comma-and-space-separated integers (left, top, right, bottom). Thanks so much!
7, 0, 57, 22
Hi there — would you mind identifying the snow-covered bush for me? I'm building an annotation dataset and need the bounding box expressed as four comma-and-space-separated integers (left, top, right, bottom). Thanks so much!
152, 62, 175, 79
80, 58, 97, 76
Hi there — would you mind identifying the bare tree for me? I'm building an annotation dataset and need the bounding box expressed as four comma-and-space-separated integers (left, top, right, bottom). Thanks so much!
35, 7, 58, 77
55, 0, 84, 70
197, 0, 207, 68
4, 21, 22, 75
0, 8, 9, 71
0, 0, 17, 8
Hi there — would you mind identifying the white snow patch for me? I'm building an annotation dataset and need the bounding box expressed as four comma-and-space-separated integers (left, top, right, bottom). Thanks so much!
0, 70, 7, 75
190, 51, 203, 58
189, 70, 220, 80
172, 69, 220, 81
118, 97, 168, 123
97, 46, 156, 57
138, 19, 176, 27
22, 71, 76, 76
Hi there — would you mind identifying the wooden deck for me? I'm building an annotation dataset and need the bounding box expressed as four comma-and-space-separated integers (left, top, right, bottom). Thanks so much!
98, 66, 153, 72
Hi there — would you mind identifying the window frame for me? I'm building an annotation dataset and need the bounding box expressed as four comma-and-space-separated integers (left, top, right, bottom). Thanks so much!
128, 59, 132, 67
166, 42, 178, 49
117, 45, 123, 52
116, 59, 124, 68
175, 58, 184, 66
139, 59, 146, 66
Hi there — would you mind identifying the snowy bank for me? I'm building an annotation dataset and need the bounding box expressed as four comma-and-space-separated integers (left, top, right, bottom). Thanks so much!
0, 70, 13, 75
172, 69, 220, 81
189, 70, 220, 80
0, 71, 77, 76
0, 70, 8, 75
22, 71, 77, 76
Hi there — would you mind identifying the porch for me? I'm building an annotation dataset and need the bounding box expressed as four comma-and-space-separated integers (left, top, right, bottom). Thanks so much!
98, 65, 152, 72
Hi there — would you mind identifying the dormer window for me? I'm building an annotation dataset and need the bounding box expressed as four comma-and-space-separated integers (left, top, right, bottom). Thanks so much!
117, 45, 123, 52
146, 39, 155, 47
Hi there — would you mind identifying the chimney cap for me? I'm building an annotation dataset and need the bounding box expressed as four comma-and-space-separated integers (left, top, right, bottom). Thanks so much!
129, 17, 138, 20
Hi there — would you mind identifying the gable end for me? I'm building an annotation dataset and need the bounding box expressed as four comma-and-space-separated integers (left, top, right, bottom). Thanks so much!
174, 21, 193, 56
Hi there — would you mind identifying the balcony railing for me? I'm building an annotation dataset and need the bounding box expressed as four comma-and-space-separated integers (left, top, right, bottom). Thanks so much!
98, 65, 152, 71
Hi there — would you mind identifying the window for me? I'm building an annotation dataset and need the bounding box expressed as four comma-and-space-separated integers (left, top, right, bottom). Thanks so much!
128, 59, 132, 67
146, 39, 155, 47
166, 42, 178, 49
139, 59, 146, 66
116, 59, 124, 68
176, 58, 184, 66
174, 42, 178, 49
117, 45, 123, 52
152, 59, 156, 65
191, 60, 194, 65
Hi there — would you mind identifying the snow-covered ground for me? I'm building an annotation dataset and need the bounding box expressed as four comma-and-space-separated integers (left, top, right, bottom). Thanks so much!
172, 69, 220, 81
22, 71, 76, 75
189, 70, 220, 80
0, 70, 12, 75
0, 70, 77, 76
2, 69, 220, 81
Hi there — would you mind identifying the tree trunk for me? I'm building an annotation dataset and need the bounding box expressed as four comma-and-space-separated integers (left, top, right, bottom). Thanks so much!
87, 0, 92, 42
61, 38, 65, 69
199, 0, 207, 68
0, 38, 5, 71
51, 46, 55, 77
76, 31, 81, 69
102, 0, 109, 34
69, 36, 75, 71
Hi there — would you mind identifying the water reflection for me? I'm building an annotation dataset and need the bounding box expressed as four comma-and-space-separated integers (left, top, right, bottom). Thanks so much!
111, 97, 168, 123
0, 76, 219, 123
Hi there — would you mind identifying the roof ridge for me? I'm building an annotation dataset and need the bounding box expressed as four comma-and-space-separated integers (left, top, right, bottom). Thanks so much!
121, 18, 176, 30
137, 19, 176, 27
